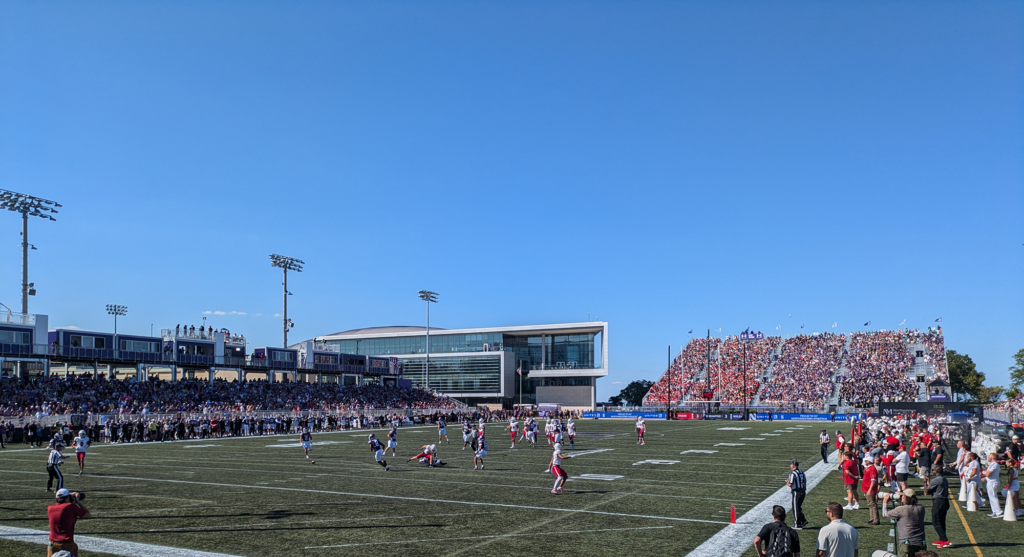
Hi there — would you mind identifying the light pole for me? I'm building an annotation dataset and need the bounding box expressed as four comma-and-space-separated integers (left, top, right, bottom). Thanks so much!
417, 290, 438, 391
0, 189, 60, 314
270, 254, 304, 348
106, 305, 127, 335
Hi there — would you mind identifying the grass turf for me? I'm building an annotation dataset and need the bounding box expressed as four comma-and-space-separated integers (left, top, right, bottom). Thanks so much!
0, 419, 1018, 557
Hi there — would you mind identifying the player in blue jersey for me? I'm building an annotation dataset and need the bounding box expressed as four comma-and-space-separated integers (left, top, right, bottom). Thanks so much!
474, 429, 488, 470
299, 428, 315, 463
369, 434, 389, 471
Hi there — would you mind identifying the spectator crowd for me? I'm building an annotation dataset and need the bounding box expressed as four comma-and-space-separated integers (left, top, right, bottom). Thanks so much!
759, 333, 845, 406
0, 376, 459, 418
838, 331, 918, 406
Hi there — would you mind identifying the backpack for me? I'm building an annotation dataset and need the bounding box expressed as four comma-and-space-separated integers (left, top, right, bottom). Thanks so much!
766, 524, 795, 557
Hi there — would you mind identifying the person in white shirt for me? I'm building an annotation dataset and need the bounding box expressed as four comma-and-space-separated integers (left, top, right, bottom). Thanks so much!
964, 452, 986, 508
982, 452, 1002, 518
894, 446, 911, 492
72, 430, 90, 476
816, 502, 858, 557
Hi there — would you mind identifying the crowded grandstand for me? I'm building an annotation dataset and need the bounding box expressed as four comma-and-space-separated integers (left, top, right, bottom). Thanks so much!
644, 327, 947, 408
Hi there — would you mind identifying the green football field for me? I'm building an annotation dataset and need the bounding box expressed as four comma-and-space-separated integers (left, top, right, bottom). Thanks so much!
0, 419, 1020, 557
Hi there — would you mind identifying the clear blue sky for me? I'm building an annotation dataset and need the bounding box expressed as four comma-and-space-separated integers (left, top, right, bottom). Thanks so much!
1, 1, 1021, 400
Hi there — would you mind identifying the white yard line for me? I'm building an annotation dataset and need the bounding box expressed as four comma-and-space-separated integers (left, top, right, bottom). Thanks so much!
685, 450, 839, 557
304, 525, 674, 549
0, 469, 730, 525
0, 525, 244, 557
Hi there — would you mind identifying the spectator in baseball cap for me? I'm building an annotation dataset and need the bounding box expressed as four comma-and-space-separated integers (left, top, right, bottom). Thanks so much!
47, 488, 90, 557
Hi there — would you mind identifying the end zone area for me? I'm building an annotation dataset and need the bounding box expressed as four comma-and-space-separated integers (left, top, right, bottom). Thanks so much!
0, 420, 950, 556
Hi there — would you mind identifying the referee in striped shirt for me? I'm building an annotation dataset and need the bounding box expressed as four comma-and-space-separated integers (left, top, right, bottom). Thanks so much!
46, 443, 67, 492
786, 459, 808, 529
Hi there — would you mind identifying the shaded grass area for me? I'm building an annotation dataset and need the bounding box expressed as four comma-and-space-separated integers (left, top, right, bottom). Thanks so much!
0, 420, 1015, 556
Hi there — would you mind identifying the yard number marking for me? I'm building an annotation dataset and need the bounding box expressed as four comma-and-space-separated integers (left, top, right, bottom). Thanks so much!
569, 474, 623, 481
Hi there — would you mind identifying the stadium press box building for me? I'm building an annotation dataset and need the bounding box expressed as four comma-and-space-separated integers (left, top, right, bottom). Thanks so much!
312, 322, 608, 410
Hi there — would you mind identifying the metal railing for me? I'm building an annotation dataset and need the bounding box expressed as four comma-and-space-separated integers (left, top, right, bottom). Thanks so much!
2, 312, 35, 326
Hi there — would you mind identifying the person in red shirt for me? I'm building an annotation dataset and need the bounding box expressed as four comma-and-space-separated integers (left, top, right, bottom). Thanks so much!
862, 456, 881, 524
47, 488, 90, 557
842, 451, 860, 510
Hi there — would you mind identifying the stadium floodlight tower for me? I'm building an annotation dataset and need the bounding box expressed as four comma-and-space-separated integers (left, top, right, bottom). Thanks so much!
417, 290, 438, 391
270, 254, 304, 348
106, 304, 127, 335
0, 189, 60, 314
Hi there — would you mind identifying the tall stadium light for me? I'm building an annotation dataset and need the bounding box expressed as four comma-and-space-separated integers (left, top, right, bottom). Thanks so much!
0, 189, 60, 314
106, 304, 127, 335
417, 290, 438, 391
270, 254, 304, 348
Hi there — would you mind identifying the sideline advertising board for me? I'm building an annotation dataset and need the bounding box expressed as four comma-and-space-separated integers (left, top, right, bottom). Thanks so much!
582, 412, 666, 420
758, 413, 851, 421
674, 412, 702, 420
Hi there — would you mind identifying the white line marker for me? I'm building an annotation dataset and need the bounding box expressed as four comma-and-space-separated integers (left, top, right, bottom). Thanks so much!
304, 526, 674, 549
680, 450, 718, 455
632, 460, 679, 466
564, 448, 614, 457
714, 443, 745, 447
0, 525, 244, 557
686, 451, 838, 557
716, 427, 750, 431
264, 440, 351, 448
739, 438, 765, 441
760, 433, 781, 436
183, 445, 220, 449
0, 469, 725, 525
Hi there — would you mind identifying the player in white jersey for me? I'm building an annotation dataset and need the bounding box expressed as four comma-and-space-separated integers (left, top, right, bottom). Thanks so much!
636, 417, 646, 445
462, 421, 474, 451
566, 419, 576, 450
545, 420, 554, 446
548, 443, 571, 494
474, 431, 488, 470
299, 428, 314, 463
73, 430, 90, 475
387, 426, 398, 457
505, 418, 519, 449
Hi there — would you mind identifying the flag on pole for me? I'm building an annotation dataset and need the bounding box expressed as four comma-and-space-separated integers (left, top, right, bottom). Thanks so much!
899, 319, 906, 326
831, 322, 837, 328
775, 325, 780, 330
934, 317, 942, 322
863, 321, 871, 326
516, 366, 522, 376
687, 329, 693, 334
716, 328, 721, 333
800, 324, 805, 328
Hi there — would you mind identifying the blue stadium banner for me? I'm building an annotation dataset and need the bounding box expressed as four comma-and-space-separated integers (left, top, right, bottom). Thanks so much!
582, 412, 667, 419
759, 413, 851, 421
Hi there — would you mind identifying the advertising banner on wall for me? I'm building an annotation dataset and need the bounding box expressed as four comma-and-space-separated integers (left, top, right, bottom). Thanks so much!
758, 413, 852, 421
674, 412, 702, 420
582, 412, 667, 420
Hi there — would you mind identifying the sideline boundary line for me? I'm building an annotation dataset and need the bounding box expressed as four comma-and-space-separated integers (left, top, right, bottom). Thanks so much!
685, 450, 839, 557
951, 492, 985, 557
0, 525, 244, 557
0, 469, 730, 525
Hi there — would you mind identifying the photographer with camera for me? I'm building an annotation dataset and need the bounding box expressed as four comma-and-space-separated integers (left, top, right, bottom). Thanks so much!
47, 488, 90, 557
882, 488, 926, 557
